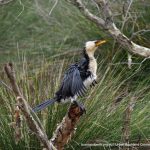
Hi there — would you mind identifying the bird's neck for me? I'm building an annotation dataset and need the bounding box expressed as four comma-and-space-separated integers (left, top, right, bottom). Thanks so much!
86, 51, 95, 59
83, 48, 97, 77
83, 48, 95, 60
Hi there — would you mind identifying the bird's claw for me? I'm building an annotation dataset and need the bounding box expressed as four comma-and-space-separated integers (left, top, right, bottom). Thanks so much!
73, 101, 86, 114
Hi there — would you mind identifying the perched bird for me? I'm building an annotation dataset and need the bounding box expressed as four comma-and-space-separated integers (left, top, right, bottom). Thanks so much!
33, 40, 106, 112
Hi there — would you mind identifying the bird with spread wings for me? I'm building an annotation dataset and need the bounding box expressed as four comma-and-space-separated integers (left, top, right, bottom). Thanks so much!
33, 40, 106, 112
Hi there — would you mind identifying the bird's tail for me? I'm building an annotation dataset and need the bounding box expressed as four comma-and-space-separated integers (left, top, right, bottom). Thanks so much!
32, 98, 57, 112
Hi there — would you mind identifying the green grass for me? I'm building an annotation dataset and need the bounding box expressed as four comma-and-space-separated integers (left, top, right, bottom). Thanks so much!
1, 0, 149, 64
0, 0, 105, 64
0, 0, 150, 149
0, 56, 149, 150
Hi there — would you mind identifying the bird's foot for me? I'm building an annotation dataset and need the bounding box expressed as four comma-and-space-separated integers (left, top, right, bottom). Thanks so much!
72, 100, 86, 114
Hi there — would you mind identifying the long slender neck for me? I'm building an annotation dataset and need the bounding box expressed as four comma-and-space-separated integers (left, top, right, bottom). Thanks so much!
86, 51, 95, 59
83, 48, 95, 59
83, 48, 89, 61
83, 48, 97, 76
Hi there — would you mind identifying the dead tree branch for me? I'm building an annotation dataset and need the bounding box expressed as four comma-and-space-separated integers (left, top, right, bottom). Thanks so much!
0, 0, 13, 5
68, 0, 150, 57
130, 29, 150, 40
4, 63, 52, 149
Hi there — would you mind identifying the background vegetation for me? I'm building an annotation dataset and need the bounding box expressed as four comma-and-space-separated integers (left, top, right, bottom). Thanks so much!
0, 0, 150, 149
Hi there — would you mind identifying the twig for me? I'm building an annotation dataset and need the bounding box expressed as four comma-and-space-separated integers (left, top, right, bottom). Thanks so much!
121, 0, 133, 31
109, 56, 150, 67
127, 53, 132, 69
34, 0, 52, 26
50, 49, 81, 59
109, 62, 140, 66
49, 0, 58, 16
15, 0, 24, 19
0, 80, 13, 91
0, 0, 13, 5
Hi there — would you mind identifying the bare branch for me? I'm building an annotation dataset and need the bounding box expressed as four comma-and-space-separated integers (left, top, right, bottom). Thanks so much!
49, 0, 58, 16
69, 0, 150, 57
121, 0, 133, 31
4, 63, 22, 97
0, 80, 13, 91
4, 63, 52, 149
72, 0, 105, 27
130, 29, 150, 40
94, 0, 113, 28
0, 0, 13, 5
34, 0, 52, 26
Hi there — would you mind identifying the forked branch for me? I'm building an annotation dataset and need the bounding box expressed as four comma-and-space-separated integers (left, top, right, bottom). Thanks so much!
69, 0, 150, 57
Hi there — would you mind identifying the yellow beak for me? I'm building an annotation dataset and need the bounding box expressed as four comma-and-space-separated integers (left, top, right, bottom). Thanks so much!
95, 40, 107, 46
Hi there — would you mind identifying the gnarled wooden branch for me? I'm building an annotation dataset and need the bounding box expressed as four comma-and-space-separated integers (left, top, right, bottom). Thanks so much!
69, 0, 150, 57
4, 63, 52, 149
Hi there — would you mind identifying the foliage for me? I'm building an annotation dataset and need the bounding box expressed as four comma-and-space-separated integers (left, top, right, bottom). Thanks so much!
0, 57, 150, 149
0, 0, 150, 149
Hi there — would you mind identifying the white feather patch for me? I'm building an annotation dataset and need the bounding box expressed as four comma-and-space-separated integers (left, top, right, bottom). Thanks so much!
83, 75, 97, 88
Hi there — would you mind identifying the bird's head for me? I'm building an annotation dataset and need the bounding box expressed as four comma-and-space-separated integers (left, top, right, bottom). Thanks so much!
85, 40, 106, 54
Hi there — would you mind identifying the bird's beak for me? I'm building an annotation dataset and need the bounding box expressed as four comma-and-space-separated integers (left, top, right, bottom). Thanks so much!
95, 40, 107, 46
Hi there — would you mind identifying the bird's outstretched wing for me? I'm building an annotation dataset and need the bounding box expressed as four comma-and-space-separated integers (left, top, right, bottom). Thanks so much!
61, 64, 86, 98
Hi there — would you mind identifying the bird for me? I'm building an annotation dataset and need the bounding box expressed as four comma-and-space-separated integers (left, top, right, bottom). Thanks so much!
33, 40, 106, 112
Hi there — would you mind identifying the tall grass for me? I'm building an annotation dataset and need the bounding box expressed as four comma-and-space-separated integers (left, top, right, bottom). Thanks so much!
0, 0, 104, 64
0, 54, 149, 150
0, 0, 150, 149
1, 0, 149, 64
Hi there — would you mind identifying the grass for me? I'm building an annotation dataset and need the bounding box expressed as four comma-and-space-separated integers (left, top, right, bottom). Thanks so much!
0, 0, 105, 64
0, 0, 150, 149
0, 55, 149, 150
